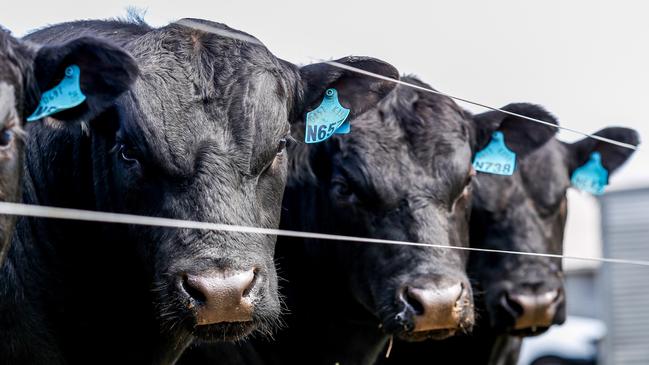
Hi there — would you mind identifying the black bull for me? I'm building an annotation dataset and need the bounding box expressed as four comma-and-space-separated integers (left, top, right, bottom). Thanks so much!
0, 18, 399, 365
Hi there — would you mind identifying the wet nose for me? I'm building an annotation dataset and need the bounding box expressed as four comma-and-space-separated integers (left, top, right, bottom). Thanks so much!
501, 289, 563, 330
401, 282, 472, 332
180, 269, 257, 325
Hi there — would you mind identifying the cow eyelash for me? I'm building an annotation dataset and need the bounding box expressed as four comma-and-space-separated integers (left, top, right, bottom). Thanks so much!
111, 143, 139, 164
258, 135, 293, 175
276, 138, 287, 155
280, 134, 296, 153
451, 170, 475, 209
464, 174, 474, 188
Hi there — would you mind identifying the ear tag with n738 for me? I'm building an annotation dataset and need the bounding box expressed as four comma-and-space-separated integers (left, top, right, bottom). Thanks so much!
472, 131, 516, 176
27, 65, 86, 122
304, 88, 350, 143
571, 152, 608, 195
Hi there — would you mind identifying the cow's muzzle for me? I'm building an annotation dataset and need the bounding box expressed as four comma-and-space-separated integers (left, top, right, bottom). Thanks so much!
179, 268, 257, 325
393, 282, 474, 340
499, 288, 563, 335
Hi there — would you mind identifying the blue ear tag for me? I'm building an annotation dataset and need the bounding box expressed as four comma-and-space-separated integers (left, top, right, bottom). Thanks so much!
472, 131, 516, 176
27, 65, 86, 122
304, 88, 350, 143
334, 120, 350, 135
571, 152, 609, 195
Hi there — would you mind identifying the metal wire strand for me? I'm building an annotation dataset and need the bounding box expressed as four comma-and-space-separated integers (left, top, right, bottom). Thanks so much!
0, 201, 647, 267
319, 60, 639, 151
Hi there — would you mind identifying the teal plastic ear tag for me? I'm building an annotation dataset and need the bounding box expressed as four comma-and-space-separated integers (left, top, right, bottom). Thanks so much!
304, 88, 350, 143
571, 152, 608, 195
27, 65, 86, 122
334, 120, 350, 134
472, 131, 516, 176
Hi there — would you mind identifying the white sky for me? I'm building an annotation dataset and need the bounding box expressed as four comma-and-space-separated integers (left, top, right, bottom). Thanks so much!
3, 0, 647, 269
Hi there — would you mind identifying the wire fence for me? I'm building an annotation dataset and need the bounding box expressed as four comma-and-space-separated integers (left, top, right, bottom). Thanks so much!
2, 201, 648, 267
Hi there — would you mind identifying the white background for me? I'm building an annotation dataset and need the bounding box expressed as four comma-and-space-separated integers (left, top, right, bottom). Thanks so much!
3, 0, 648, 269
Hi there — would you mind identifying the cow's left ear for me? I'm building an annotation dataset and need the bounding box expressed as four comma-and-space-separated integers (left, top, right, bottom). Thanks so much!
566, 127, 639, 175
30, 37, 139, 122
472, 103, 559, 157
297, 56, 398, 123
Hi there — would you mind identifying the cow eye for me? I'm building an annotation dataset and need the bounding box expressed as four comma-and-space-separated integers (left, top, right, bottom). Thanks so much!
0, 128, 14, 149
452, 173, 474, 210
331, 175, 355, 202
118, 144, 139, 164
276, 138, 287, 155
0, 116, 17, 150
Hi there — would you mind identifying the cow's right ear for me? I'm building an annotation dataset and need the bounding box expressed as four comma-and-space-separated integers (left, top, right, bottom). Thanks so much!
297, 57, 398, 124
472, 103, 559, 157
30, 37, 139, 123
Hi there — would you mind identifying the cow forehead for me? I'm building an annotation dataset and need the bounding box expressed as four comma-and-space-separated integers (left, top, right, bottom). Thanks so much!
520, 140, 570, 209
476, 139, 569, 209
122, 38, 292, 175
338, 113, 472, 194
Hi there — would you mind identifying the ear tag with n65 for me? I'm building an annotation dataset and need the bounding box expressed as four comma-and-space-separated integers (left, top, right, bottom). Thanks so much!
571, 152, 608, 195
472, 131, 516, 176
304, 88, 350, 143
27, 65, 86, 122
334, 120, 350, 135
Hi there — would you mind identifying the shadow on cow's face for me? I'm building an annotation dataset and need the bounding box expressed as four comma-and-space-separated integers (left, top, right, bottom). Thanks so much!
469, 118, 639, 336
298, 79, 478, 341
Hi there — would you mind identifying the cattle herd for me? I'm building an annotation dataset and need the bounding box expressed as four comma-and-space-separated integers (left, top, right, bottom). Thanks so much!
0, 16, 640, 365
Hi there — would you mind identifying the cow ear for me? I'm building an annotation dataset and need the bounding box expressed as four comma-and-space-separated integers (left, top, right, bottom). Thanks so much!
472, 103, 558, 157
566, 127, 639, 175
30, 37, 138, 122
298, 56, 398, 123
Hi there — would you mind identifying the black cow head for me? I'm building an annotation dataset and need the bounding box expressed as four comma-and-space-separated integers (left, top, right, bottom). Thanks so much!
321, 78, 476, 342
44, 19, 399, 343
0, 28, 137, 264
470, 105, 639, 336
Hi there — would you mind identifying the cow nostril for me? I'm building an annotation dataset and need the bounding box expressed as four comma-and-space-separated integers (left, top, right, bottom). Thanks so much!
456, 283, 466, 305
182, 274, 206, 304
242, 268, 259, 298
501, 293, 524, 317
403, 287, 425, 315
551, 288, 563, 304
